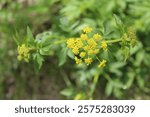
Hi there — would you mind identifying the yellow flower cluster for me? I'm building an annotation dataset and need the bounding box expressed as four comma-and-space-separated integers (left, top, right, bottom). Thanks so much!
127, 27, 137, 46
17, 44, 30, 62
122, 27, 137, 47
93, 33, 102, 41
66, 26, 107, 68
101, 41, 107, 51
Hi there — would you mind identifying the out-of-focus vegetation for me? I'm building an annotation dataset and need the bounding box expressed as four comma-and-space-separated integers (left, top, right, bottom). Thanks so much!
0, 0, 150, 99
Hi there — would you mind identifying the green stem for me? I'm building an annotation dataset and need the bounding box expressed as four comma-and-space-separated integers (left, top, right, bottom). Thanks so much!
96, 55, 101, 62
53, 39, 67, 45
89, 72, 100, 99
106, 38, 122, 44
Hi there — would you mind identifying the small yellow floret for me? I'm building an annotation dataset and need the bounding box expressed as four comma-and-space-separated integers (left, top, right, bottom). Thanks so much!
83, 45, 90, 51
66, 38, 75, 48
72, 47, 79, 55
101, 41, 107, 51
98, 60, 107, 68
84, 57, 93, 65
83, 27, 93, 33
93, 33, 102, 41
80, 52, 86, 58
88, 49, 94, 55
80, 34, 88, 40
75, 38, 83, 48
74, 56, 82, 64
87, 39, 97, 49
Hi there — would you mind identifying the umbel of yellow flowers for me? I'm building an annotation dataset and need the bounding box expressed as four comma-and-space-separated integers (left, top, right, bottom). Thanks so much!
17, 44, 30, 62
66, 26, 107, 68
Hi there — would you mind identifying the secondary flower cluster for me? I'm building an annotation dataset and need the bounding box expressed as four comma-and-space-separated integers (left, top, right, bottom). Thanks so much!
17, 44, 30, 62
67, 26, 107, 68
122, 27, 137, 46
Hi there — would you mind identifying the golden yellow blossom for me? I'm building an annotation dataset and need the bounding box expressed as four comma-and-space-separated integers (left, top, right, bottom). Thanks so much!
98, 60, 107, 68
74, 56, 82, 64
87, 39, 97, 49
80, 34, 88, 40
66, 38, 75, 48
93, 33, 102, 41
84, 57, 93, 65
83, 45, 90, 51
72, 47, 79, 55
83, 27, 93, 33
88, 49, 94, 55
101, 41, 107, 51
80, 52, 86, 58
75, 38, 83, 48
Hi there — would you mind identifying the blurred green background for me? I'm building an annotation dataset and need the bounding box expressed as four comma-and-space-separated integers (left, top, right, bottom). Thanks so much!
0, 0, 150, 99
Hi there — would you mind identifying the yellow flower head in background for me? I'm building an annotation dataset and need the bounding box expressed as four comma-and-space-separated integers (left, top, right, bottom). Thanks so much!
17, 44, 30, 62
83, 27, 93, 33
98, 60, 107, 68
101, 41, 107, 51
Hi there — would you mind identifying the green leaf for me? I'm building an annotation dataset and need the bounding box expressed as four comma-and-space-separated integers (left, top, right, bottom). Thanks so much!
112, 79, 124, 88
109, 62, 125, 76
113, 87, 123, 98
105, 81, 113, 97
144, 54, 150, 67
134, 50, 144, 66
35, 32, 53, 47
136, 76, 145, 89
114, 14, 124, 33
27, 26, 35, 45
67, 49, 74, 59
103, 21, 114, 37
58, 47, 67, 66
125, 72, 135, 89
39, 46, 53, 56
122, 46, 130, 61
13, 31, 21, 45
33, 53, 44, 71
